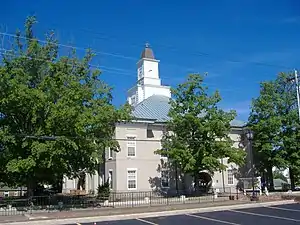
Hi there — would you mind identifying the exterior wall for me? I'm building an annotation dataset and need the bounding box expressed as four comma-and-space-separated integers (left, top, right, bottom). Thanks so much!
62, 124, 247, 195
127, 86, 137, 105
113, 122, 163, 191
63, 177, 77, 193
138, 59, 160, 80
105, 148, 117, 190
143, 85, 171, 100
212, 129, 246, 193
143, 77, 161, 86
62, 171, 103, 194
113, 122, 247, 193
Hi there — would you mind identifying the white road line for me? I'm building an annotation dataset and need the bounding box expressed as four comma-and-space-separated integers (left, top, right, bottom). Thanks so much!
230, 209, 300, 222
267, 206, 300, 212
136, 218, 158, 225
186, 214, 241, 225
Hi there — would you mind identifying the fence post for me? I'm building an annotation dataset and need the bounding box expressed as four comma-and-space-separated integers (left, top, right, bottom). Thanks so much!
131, 192, 134, 208
112, 192, 115, 208
167, 193, 169, 205
48, 194, 51, 213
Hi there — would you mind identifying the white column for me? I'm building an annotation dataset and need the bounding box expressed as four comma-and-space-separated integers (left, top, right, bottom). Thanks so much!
85, 173, 89, 192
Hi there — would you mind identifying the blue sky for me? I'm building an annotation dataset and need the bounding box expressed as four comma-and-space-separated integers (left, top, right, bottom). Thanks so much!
2, 0, 300, 121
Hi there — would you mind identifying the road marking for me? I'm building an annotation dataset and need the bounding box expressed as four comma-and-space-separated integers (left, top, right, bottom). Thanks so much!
186, 214, 241, 225
136, 218, 158, 225
230, 209, 300, 222
267, 206, 300, 212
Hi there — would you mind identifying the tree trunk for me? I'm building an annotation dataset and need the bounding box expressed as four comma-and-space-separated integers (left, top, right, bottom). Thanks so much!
289, 167, 295, 190
26, 180, 36, 197
267, 166, 274, 191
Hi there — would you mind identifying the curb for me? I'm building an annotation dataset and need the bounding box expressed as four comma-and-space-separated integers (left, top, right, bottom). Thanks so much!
3, 200, 295, 225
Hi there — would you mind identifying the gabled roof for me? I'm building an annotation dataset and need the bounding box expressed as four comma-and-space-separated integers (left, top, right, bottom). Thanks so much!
131, 95, 246, 127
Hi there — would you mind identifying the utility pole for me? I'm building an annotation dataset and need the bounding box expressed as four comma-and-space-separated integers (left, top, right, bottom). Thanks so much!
294, 69, 300, 122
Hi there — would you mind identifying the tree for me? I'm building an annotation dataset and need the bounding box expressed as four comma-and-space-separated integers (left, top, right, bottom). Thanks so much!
0, 16, 131, 194
248, 81, 284, 190
156, 74, 246, 190
248, 72, 300, 190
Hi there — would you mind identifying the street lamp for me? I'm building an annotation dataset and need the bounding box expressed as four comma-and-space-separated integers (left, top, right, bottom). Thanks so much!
245, 129, 256, 198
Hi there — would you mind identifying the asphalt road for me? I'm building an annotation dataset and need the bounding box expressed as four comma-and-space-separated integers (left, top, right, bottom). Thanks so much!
66, 203, 300, 225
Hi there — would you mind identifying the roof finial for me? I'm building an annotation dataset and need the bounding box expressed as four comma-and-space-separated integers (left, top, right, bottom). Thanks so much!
145, 42, 150, 48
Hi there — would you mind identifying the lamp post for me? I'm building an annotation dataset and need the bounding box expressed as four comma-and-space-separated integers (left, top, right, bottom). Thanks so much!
246, 129, 255, 198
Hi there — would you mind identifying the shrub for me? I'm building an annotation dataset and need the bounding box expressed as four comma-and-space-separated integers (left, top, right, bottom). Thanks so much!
97, 180, 110, 200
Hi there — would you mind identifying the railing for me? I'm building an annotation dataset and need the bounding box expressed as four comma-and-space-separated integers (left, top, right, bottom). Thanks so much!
0, 188, 242, 216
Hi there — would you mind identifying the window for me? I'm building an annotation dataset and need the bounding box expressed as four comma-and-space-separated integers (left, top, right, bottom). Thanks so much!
131, 96, 136, 105
147, 129, 154, 138
227, 169, 234, 185
3, 191, 9, 197
108, 148, 113, 159
108, 170, 113, 189
161, 170, 169, 188
127, 136, 136, 157
127, 169, 137, 190
138, 65, 144, 79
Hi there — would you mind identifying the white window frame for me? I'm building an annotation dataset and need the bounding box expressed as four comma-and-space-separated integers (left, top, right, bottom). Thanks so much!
138, 65, 144, 80
127, 168, 137, 190
227, 169, 234, 185
161, 169, 170, 188
130, 96, 136, 105
108, 169, 113, 189
126, 135, 136, 157
108, 147, 113, 159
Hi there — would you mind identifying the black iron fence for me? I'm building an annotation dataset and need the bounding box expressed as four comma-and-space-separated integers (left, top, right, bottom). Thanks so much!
0, 188, 242, 216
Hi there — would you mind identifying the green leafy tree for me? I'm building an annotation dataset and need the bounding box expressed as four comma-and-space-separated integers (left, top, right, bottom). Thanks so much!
0, 16, 131, 195
248, 81, 284, 190
248, 72, 300, 190
156, 74, 246, 190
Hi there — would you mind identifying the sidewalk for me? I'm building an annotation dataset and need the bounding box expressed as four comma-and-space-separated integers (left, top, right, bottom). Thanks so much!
0, 198, 283, 224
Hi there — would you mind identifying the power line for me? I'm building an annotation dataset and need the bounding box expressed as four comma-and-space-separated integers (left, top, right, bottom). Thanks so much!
0, 48, 134, 77
0, 31, 137, 61
0, 30, 292, 96
70, 28, 292, 70
0, 31, 292, 71
0, 48, 245, 94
